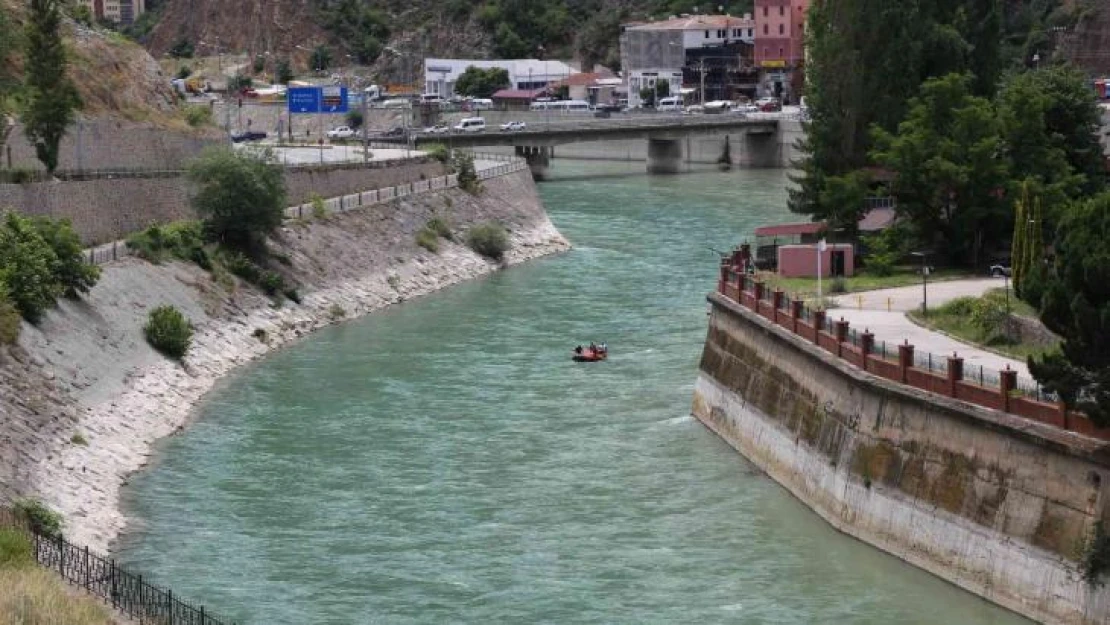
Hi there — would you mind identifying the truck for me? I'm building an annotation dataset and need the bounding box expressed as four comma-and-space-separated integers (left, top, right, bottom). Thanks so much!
364, 85, 384, 102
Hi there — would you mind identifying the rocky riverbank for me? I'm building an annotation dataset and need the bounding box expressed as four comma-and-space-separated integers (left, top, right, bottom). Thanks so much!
0, 169, 568, 552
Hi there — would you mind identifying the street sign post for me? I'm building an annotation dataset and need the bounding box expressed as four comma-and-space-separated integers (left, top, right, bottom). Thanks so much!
321, 86, 349, 113
287, 87, 322, 114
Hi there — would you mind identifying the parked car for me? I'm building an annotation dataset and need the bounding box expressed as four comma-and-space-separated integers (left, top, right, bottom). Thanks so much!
231, 130, 268, 143
756, 97, 782, 112
326, 126, 357, 139
990, 263, 1012, 277
380, 127, 405, 137
499, 121, 526, 131
596, 103, 622, 113
735, 103, 760, 114
422, 124, 449, 134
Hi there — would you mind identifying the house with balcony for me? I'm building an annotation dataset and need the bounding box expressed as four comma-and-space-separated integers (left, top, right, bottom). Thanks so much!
754, 0, 809, 103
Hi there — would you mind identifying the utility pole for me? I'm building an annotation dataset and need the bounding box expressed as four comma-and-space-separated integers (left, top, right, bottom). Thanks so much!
699, 58, 706, 105
362, 86, 369, 165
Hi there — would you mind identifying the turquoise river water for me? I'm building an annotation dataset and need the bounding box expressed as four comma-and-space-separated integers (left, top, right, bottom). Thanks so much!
119, 161, 1030, 624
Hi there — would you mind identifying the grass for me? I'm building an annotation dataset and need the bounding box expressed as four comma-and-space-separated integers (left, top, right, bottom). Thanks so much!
70, 433, 88, 446
0, 529, 115, 625
759, 266, 974, 301
907, 289, 1060, 361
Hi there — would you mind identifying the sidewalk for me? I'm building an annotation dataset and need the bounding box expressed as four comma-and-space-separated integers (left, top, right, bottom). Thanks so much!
827, 278, 1029, 378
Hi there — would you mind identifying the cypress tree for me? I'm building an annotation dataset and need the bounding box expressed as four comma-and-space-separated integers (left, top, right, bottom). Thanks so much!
22, 0, 81, 174
1011, 181, 1027, 294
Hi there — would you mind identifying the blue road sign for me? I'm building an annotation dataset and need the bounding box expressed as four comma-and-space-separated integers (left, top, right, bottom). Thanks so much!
288, 87, 321, 113
321, 86, 349, 113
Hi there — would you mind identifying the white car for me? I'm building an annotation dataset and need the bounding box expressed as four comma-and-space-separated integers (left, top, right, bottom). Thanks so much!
500, 121, 526, 131
422, 124, 449, 134
326, 126, 356, 139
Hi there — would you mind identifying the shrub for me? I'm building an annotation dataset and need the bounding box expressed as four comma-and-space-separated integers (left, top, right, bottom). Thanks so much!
31, 217, 100, 297
1084, 521, 1110, 586
259, 271, 285, 296
415, 227, 440, 252
310, 193, 327, 219
466, 222, 510, 260
0, 282, 20, 345
126, 221, 206, 266
0, 213, 62, 322
937, 296, 977, 317
252, 328, 268, 342
223, 251, 262, 284
328, 304, 346, 319
188, 148, 286, 253
70, 432, 87, 446
283, 288, 302, 304
14, 499, 62, 540
828, 277, 847, 294
0, 168, 40, 184
454, 152, 481, 193
143, 305, 193, 360
0, 528, 33, 568
183, 105, 212, 128
427, 216, 454, 241
424, 143, 450, 163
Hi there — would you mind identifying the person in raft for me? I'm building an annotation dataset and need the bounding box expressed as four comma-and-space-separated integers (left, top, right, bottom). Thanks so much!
575, 345, 584, 355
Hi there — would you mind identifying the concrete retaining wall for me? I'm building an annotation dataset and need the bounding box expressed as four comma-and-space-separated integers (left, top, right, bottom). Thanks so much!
692, 292, 1110, 625
0, 160, 445, 245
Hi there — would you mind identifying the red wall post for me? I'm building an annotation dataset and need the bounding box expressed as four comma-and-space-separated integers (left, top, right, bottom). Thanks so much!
946, 354, 964, 398
753, 281, 765, 303
718, 261, 729, 294
898, 341, 914, 384
1000, 367, 1017, 413
772, 290, 784, 322
791, 299, 804, 334
860, 329, 874, 371
833, 318, 849, 358
812, 309, 826, 344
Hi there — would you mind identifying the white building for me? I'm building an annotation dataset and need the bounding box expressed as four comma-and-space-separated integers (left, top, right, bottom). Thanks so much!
620, 14, 755, 107
423, 58, 577, 99
76, 0, 146, 24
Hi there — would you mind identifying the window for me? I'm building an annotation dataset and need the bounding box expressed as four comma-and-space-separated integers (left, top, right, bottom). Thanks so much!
779, 47, 784, 58
763, 24, 768, 35
705, 30, 710, 38
779, 6, 785, 16
748, 28, 753, 37
779, 23, 784, 35
762, 6, 767, 16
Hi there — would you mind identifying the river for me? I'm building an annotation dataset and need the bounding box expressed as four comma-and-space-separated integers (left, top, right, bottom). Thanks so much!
119, 161, 1029, 624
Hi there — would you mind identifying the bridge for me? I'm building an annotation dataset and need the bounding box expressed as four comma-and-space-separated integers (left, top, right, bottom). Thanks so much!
398, 115, 783, 178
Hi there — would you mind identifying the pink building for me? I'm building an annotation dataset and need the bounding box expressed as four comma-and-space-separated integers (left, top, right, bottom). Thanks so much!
754, 0, 809, 102
777, 244, 855, 278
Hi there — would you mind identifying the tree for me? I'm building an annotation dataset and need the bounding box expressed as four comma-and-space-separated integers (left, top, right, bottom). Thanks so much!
1011, 180, 1029, 293
168, 37, 194, 59
0, 8, 19, 129
345, 109, 363, 130
870, 73, 1010, 266
310, 45, 332, 72
275, 59, 294, 85
22, 0, 82, 174
1028, 192, 1110, 425
31, 216, 99, 297
454, 66, 510, 99
655, 79, 670, 100
187, 148, 286, 253
0, 212, 62, 322
639, 86, 656, 108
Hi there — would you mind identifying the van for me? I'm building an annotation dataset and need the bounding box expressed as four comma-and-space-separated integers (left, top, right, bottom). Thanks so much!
469, 98, 493, 110
657, 96, 683, 112
453, 117, 486, 133
420, 93, 443, 104
561, 100, 591, 112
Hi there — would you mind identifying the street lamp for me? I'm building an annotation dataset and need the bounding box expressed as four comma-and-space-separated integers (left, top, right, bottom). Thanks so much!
911, 251, 931, 314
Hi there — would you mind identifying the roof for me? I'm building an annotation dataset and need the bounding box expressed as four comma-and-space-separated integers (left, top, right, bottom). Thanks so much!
491, 88, 547, 100
858, 207, 897, 232
423, 58, 576, 80
625, 14, 754, 32
754, 222, 825, 237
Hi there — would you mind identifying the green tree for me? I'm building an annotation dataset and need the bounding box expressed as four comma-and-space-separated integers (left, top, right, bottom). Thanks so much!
315, 0, 390, 64
655, 79, 670, 99
276, 58, 294, 84
23, 0, 82, 174
870, 73, 1010, 266
187, 148, 286, 253
0, 8, 19, 119
0, 212, 62, 322
168, 37, 194, 59
310, 45, 332, 72
1011, 180, 1029, 293
1028, 192, 1110, 425
817, 170, 872, 236
31, 216, 100, 297
454, 66, 510, 99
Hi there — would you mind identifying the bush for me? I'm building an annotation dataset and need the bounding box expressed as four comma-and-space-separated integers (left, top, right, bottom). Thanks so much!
189, 147, 286, 253
0, 213, 63, 322
70, 432, 87, 446
427, 216, 454, 241
310, 193, 327, 219
0, 168, 41, 184
466, 222, 510, 260
425, 143, 450, 163
0, 283, 19, 345
143, 305, 193, 360
1084, 521, 1110, 586
126, 221, 206, 267
345, 109, 363, 130
223, 251, 262, 284
283, 288, 302, 304
30, 217, 100, 297
14, 500, 62, 540
175, 65, 192, 80
453, 152, 481, 193
328, 304, 346, 319
937, 296, 977, 317
183, 105, 212, 128
259, 271, 285, 296
415, 227, 440, 252
0, 528, 32, 568
828, 277, 847, 294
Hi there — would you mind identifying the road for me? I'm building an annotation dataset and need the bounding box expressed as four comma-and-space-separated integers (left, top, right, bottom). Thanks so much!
827, 277, 1029, 378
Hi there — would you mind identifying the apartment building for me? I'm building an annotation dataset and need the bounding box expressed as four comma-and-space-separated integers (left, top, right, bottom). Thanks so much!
78, 0, 147, 25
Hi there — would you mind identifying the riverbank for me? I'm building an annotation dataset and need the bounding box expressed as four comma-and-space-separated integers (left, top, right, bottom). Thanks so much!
0, 168, 568, 553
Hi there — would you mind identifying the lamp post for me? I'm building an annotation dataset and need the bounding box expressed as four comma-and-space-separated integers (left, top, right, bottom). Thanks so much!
816, 238, 826, 309
911, 251, 930, 314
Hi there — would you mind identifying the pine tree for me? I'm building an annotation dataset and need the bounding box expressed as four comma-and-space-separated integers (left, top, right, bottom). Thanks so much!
1026, 194, 1045, 282
22, 0, 81, 174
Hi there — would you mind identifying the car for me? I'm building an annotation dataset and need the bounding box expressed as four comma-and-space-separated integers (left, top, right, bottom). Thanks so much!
990, 263, 1012, 278
735, 104, 760, 114
422, 124, 449, 134
499, 121, 526, 131
230, 130, 267, 143
326, 126, 357, 139
380, 127, 405, 137
756, 97, 782, 112
596, 103, 622, 113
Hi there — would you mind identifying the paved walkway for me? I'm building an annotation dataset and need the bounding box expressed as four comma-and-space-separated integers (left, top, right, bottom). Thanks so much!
827, 277, 1029, 378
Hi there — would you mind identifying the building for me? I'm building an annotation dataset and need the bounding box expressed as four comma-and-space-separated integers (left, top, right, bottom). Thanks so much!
551, 72, 624, 105
78, 0, 146, 24
753, 0, 809, 103
422, 58, 577, 100
620, 14, 757, 108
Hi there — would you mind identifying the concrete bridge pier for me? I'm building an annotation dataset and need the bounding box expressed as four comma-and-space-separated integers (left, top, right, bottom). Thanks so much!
515, 145, 551, 180
646, 138, 682, 174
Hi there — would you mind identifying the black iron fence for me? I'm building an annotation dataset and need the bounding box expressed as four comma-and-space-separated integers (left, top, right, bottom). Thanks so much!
1, 517, 239, 625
